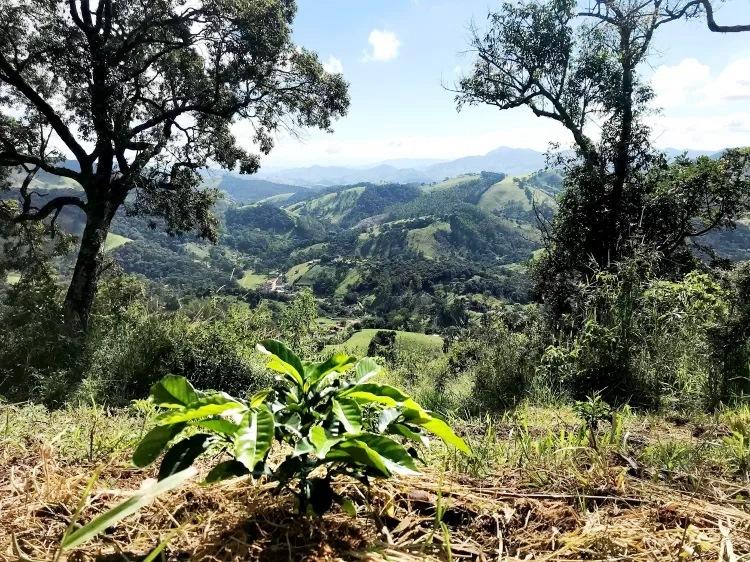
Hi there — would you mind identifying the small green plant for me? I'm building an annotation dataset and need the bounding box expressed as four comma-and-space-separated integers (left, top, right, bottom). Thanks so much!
63, 341, 469, 551
573, 393, 611, 450
723, 431, 750, 480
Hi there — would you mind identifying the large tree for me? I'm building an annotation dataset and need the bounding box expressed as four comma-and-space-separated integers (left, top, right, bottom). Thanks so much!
456, 0, 749, 312
0, 0, 349, 329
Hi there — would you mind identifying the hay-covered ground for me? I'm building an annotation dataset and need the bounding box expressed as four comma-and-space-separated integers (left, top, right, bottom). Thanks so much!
2, 404, 750, 561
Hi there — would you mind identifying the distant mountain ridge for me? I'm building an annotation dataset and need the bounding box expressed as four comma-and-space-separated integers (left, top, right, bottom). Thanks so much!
254, 146, 550, 187
252, 145, 721, 188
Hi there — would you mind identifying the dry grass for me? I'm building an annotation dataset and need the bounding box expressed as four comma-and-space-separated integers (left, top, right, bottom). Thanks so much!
2, 440, 750, 562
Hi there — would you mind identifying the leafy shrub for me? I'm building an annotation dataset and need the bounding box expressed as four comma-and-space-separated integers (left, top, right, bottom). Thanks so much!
65, 341, 470, 549
444, 317, 538, 413
538, 259, 730, 410
0, 265, 83, 406
81, 300, 275, 405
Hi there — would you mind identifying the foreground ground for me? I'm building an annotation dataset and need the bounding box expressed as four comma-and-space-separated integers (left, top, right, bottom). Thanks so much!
2, 404, 750, 561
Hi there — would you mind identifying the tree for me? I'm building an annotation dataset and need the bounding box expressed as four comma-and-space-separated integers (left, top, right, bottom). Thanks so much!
0, 0, 349, 329
456, 0, 749, 312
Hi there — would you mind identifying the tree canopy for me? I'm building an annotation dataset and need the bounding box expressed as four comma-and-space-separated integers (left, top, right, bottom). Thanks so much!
457, 0, 750, 315
0, 0, 349, 328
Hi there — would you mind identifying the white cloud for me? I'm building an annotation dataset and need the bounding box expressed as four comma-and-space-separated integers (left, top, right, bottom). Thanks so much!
649, 111, 750, 150
651, 57, 750, 109
363, 29, 400, 62
651, 58, 711, 109
322, 55, 343, 75
703, 58, 750, 104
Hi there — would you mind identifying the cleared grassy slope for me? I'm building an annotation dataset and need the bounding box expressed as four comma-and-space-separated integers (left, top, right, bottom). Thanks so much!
405, 221, 451, 259
338, 329, 443, 356
285, 186, 365, 225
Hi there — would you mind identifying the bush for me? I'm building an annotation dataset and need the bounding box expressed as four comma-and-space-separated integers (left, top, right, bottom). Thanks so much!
0, 265, 83, 406
538, 258, 731, 410
80, 298, 275, 405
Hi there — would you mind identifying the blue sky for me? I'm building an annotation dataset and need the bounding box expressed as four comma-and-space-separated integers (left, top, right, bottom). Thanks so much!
255, 0, 750, 168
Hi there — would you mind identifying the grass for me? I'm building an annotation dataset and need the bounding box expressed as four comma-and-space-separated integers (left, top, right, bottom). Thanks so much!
336, 329, 444, 356
237, 271, 269, 289
406, 221, 451, 259
182, 242, 211, 260
478, 175, 555, 213
103, 233, 132, 252
284, 186, 365, 225
3, 401, 750, 561
285, 261, 314, 285
256, 192, 295, 205
420, 174, 478, 193
334, 268, 362, 297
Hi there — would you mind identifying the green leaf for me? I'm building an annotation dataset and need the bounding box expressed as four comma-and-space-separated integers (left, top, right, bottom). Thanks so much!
377, 408, 401, 433
248, 389, 272, 408
155, 394, 246, 425
332, 398, 362, 433
132, 423, 186, 468
390, 423, 428, 446
341, 499, 357, 517
190, 418, 240, 435
356, 433, 419, 475
233, 406, 275, 471
305, 353, 357, 390
257, 340, 305, 387
355, 357, 382, 383
410, 416, 470, 455
293, 437, 315, 457
309, 425, 343, 458
204, 460, 250, 484
341, 383, 412, 409
61, 468, 197, 550
158, 434, 212, 480
326, 440, 391, 477
150, 376, 202, 408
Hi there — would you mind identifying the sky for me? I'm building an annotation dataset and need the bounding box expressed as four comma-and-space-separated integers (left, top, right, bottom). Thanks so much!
252, 0, 750, 168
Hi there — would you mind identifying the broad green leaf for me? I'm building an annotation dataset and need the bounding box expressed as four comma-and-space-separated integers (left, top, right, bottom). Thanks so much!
390, 423, 428, 446
233, 406, 274, 471
305, 353, 357, 390
326, 440, 391, 477
155, 394, 246, 425
342, 383, 410, 407
356, 433, 419, 475
248, 389, 272, 408
309, 425, 343, 458
293, 437, 315, 457
377, 408, 401, 433
257, 340, 305, 387
342, 383, 409, 402
190, 418, 240, 436
332, 398, 362, 433
204, 460, 250, 483
61, 468, 197, 550
411, 416, 470, 455
277, 412, 303, 437
132, 423, 186, 468
158, 434, 212, 480
150, 376, 202, 408
341, 390, 398, 408
355, 357, 382, 383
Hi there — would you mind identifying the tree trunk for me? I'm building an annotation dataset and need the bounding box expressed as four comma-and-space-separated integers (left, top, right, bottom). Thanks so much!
62, 198, 119, 332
